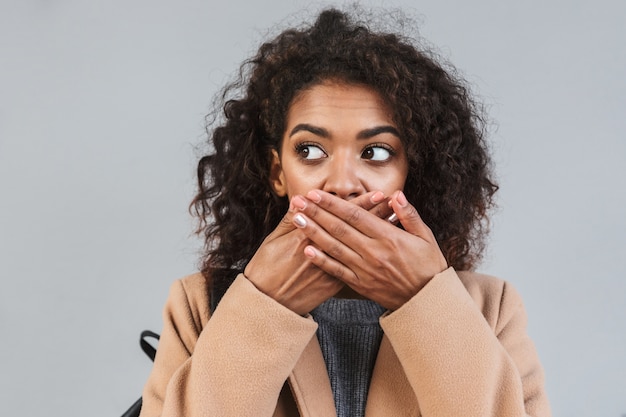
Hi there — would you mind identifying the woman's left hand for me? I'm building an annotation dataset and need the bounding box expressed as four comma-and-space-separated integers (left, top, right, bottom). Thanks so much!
290, 189, 448, 310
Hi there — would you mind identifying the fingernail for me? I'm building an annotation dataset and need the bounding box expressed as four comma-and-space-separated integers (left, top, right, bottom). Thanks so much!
293, 213, 307, 228
306, 190, 321, 203
370, 191, 385, 204
304, 246, 316, 258
291, 195, 307, 210
397, 191, 408, 207
387, 213, 398, 223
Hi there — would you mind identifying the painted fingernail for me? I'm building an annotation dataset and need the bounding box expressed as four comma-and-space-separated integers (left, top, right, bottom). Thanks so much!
397, 191, 408, 207
387, 213, 398, 223
304, 246, 316, 258
293, 213, 307, 228
306, 190, 321, 203
291, 195, 307, 210
370, 191, 385, 204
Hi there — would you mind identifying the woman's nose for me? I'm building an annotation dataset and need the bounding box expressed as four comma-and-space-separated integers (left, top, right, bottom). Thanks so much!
322, 157, 365, 200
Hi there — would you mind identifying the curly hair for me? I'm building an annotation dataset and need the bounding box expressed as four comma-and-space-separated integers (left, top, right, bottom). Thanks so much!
191, 7, 498, 296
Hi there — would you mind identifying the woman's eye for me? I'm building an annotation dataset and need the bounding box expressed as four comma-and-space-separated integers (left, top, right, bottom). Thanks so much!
296, 144, 327, 160
362, 146, 391, 161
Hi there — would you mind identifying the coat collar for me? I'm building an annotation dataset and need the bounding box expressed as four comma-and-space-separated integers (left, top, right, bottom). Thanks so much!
288, 334, 419, 417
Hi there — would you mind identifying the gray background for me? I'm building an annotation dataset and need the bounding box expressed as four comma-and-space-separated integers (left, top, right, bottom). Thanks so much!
1, 0, 624, 416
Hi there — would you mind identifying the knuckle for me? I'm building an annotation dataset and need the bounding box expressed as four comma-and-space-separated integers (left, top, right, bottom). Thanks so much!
405, 205, 419, 218
306, 226, 318, 239
372, 205, 387, 219
307, 202, 319, 218
332, 265, 345, 279
330, 222, 347, 239
327, 242, 343, 258
403, 205, 422, 223
346, 206, 361, 223
325, 197, 336, 210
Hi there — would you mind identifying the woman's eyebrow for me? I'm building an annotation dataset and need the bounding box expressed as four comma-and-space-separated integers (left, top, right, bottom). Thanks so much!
289, 124, 399, 139
289, 123, 329, 138
357, 125, 400, 139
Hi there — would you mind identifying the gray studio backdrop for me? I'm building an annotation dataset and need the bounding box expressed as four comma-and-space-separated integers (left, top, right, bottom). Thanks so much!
1, 1, 624, 416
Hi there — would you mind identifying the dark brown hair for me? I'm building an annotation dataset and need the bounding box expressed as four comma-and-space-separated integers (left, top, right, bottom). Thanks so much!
191, 7, 498, 295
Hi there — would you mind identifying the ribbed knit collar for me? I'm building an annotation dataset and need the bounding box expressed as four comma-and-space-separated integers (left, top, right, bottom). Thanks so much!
311, 297, 386, 325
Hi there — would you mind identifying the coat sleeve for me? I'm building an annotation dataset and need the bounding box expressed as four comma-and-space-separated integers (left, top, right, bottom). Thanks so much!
379, 267, 551, 417
139, 274, 318, 417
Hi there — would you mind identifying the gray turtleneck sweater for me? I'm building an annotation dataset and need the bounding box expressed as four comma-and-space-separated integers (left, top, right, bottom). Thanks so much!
310, 298, 386, 417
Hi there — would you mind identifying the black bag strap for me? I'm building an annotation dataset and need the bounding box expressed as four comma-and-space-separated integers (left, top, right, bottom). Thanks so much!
120, 330, 160, 417
121, 398, 142, 417
139, 330, 160, 361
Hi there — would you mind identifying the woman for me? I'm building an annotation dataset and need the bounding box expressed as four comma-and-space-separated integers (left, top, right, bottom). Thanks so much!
139, 7, 551, 417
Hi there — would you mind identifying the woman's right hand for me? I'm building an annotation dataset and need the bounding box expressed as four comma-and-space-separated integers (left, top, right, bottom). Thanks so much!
244, 191, 390, 315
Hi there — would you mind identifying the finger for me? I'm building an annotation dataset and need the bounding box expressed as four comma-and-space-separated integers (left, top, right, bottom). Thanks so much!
350, 190, 382, 210
292, 211, 362, 266
302, 190, 390, 237
389, 190, 435, 240
350, 191, 393, 219
367, 192, 394, 220
303, 245, 358, 284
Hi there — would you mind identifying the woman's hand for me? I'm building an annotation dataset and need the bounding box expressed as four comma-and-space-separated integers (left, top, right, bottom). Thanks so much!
244, 191, 393, 315
290, 190, 448, 311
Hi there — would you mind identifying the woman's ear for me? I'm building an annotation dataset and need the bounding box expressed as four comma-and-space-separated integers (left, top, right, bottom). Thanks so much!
269, 149, 287, 197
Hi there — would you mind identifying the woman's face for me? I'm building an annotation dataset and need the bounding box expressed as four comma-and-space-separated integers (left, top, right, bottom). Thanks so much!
270, 81, 408, 200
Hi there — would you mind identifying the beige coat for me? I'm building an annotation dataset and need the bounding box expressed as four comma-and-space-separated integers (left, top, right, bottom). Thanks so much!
139, 267, 551, 416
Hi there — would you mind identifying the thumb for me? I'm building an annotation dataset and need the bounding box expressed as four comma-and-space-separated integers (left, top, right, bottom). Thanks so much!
389, 191, 433, 240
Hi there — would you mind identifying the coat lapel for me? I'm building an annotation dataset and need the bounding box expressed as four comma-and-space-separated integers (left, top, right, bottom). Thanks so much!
287, 334, 420, 416
288, 335, 337, 417
365, 335, 420, 416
